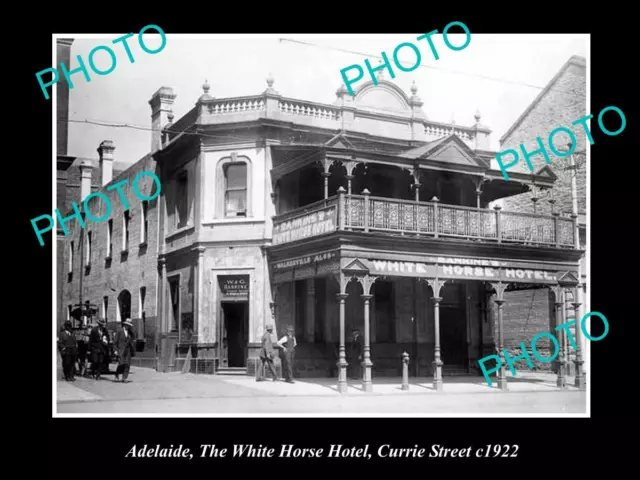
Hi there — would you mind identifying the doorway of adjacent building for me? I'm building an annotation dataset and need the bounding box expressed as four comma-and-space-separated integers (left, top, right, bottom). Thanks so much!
222, 302, 248, 367
439, 283, 468, 369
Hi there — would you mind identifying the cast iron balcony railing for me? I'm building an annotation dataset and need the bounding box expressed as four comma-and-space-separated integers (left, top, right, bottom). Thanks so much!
272, 189, 576, 248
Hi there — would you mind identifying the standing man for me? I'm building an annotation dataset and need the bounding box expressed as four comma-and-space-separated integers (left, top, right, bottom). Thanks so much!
114, 319, 135, 382
277, 326, 297, 384
77, 324, 91, 377
348, 328, 363, 380
257, 324, 279, 382
89, 319, 109, 380
58, 321, 78, 381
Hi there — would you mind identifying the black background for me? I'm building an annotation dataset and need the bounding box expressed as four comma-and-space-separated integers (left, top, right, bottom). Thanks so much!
14, 6, 635, 475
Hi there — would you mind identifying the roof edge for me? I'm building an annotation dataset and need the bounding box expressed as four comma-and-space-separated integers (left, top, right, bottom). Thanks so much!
499, 54, 586, 144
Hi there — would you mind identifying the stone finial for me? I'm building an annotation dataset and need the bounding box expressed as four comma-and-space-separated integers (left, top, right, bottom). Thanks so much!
167, 111, 174, 123
474, 109, 481, 123
336, 83, 347, 99
198, 79, 213, 102
410, 81, 418, 96
264, 73, 279, 95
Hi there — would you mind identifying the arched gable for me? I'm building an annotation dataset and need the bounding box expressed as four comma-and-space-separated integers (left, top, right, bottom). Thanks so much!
352, 79, 411, 114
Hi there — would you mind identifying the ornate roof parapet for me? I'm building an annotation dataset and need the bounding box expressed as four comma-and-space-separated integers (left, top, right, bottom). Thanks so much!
171, 74, 488, 149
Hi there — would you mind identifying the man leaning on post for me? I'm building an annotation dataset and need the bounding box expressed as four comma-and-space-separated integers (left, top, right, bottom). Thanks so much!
257, 324, 279, 382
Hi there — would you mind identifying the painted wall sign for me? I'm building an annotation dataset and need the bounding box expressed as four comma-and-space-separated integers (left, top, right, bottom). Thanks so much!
272, 206, 336, 245
218, 275, 250, 298
369, 260, 557, 283
425, 256, 507, 267
273, 251, 338, 271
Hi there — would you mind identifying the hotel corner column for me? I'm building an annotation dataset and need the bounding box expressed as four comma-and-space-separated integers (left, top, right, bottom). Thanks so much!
572, 286, 586, 389
490, 282, 508, 391
495, 299, 508, 391
362, 294, 373, 392
336, 293, 349, 393
553, 286, 567, 389
427, 279, 445, 391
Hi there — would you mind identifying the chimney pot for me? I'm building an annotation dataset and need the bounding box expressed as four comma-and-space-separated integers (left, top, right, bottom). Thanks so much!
78, 159, 93, 201
98, 140, 115, 186
149, 86, 177, 152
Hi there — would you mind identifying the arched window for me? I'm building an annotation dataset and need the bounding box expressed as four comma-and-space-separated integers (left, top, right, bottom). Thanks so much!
224, 162, 247, 217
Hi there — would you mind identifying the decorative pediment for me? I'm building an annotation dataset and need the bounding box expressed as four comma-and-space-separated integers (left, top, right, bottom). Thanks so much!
343, 258, 369, 274
556, 271, 580, 286
421, 135, 484, 168
353, 80, 411, 114
325, 133, 355, 150
534, 165, 558, 181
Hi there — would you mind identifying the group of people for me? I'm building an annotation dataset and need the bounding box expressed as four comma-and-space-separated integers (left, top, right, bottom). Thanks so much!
257, 325, 364, 383
57, 318, 138, 383
257, 324, 296, 383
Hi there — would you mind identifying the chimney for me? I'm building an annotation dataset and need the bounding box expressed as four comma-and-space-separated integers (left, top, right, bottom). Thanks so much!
149, 86, 176, 152
98, 140, 115, 186
79, 159, 93, 201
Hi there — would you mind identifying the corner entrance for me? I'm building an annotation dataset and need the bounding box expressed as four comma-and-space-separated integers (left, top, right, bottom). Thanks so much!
222, 302, 248, 368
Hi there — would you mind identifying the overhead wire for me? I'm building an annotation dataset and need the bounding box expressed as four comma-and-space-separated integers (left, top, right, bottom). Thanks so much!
68, 118, 250, 143
277, 37, 585, 98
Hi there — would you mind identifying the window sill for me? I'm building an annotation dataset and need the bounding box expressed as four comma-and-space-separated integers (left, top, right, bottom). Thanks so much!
166, 225, 195, 241
202, 218, 264, 226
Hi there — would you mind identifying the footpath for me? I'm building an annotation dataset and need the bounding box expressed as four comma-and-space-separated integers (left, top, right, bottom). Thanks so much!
56, 366, 583, 404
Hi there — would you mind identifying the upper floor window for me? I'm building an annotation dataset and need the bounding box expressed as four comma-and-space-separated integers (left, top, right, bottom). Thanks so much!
224, 163, 247, 217
68, 241, 74, 273
85, 231, 92, 266
176, 171, 189, 228
141, 201, 148, 244
123, 210, 130, 252
107, 219, 113, 258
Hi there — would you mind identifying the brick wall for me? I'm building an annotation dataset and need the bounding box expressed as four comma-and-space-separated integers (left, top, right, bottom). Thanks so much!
60, 155, 160, 359
499, 58, 587, 218
499, 289, 555, 371
495, 57, 586, 376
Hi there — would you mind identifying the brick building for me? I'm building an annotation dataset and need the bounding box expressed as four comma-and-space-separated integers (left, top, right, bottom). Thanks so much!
56, 38, 76, 327
494, 55, 587, 377
60, 139, 161, 367
58, 70, 584, 391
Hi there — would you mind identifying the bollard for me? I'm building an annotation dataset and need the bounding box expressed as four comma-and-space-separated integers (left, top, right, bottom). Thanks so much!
401, 352, 410, 390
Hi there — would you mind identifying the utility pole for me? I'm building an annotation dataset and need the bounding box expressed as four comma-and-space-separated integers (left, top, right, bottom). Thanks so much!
78, 212, 86, 328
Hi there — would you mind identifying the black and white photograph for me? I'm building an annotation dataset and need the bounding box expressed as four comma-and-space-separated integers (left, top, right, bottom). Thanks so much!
51, 32, 591, 416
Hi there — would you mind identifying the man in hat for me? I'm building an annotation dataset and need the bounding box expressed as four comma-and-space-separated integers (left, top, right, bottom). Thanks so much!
276, 325, 297, 383
58, 321, 78, 381
89, 319, 109, 380
114, 318, 136, 382
76, 324, 92, 377
257, 324, 279, 382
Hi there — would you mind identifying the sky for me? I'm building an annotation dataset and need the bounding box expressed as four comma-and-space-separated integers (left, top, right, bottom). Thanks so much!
63, 34, 588, 165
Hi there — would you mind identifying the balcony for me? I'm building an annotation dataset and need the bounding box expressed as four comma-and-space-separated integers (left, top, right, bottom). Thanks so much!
272, 189, 576, 248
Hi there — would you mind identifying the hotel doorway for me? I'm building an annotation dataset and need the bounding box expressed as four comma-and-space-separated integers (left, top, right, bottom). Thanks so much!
221, 301, 248, 368
439, 283, 468, 369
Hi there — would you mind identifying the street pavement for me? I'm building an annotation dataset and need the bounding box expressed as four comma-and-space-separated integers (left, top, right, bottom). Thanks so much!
55, 366, 586, 415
